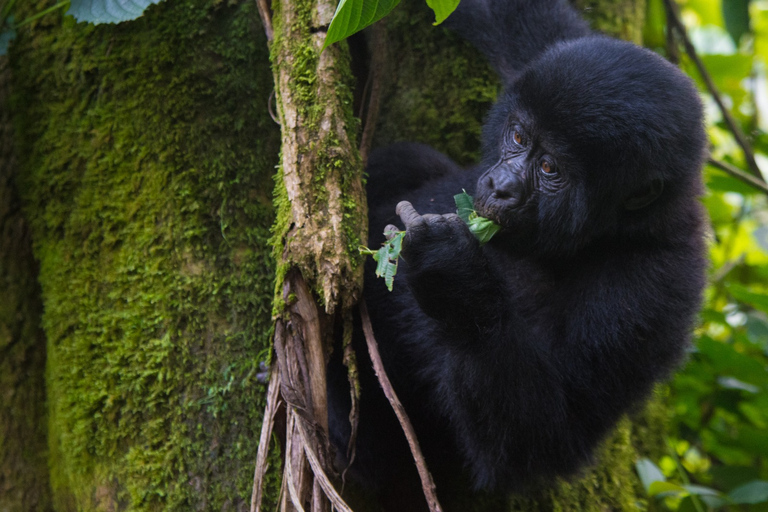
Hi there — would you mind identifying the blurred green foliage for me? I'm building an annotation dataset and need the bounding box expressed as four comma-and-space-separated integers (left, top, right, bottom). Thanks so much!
640, 1, 768, 510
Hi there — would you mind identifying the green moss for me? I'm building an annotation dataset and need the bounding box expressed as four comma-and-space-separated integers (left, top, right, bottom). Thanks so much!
10, 0, 281, 509
0, 59, 52, 508
374, 1, 500, 166
575, 0, 647, 43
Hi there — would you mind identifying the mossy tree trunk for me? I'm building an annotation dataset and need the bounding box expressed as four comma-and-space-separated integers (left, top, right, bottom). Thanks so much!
0, 55, 52, 512
8, 0, 281, 509
2, 0, 673, 510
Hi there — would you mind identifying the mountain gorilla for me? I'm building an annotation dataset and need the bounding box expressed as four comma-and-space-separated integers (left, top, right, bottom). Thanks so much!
328, 0, 708, 498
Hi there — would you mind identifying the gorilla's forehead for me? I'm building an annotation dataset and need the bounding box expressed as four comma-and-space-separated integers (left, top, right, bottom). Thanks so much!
512, 36, 698, 149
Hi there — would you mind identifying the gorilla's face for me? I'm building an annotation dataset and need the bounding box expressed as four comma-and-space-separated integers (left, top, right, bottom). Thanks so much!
474, 111, 590, 256
474, 36, 707, 257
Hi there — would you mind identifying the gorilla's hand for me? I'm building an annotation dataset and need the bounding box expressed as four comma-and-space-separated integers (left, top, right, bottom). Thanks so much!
394, 201, 480, 271
391, 201, 500, 330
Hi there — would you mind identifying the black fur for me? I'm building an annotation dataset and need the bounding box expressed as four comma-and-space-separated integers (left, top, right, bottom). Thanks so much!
329, 0, 708, 499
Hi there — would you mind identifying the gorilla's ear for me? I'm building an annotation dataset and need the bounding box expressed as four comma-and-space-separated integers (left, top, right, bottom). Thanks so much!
624, 179, 664, 211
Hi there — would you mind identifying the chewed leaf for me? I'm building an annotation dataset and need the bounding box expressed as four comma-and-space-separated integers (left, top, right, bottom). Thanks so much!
454, 190, 501, 244
468, 217, 501, 244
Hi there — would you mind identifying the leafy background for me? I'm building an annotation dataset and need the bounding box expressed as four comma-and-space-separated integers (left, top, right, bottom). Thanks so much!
637, 0, 768, 510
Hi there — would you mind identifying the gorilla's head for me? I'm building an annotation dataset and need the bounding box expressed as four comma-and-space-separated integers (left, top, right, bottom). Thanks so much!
475, 37, 707, 256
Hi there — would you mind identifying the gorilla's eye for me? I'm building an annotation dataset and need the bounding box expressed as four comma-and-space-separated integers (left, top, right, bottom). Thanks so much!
513, 131, 523, 145
540, 160, 556, 175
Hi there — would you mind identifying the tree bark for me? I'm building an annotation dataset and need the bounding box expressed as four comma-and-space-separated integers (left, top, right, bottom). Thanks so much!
8, 0, 281, 509
0, 54, 52, 512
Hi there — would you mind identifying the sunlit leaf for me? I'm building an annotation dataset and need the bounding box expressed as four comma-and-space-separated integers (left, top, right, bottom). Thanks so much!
67, 0, 163, 24
649, 480, 687, 497
323, 0, 401, 50
425, 0, 459, 25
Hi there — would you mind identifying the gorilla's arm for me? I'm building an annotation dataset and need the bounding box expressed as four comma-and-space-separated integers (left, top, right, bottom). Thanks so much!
399, 210, 692, 488
444, 0, 590, 84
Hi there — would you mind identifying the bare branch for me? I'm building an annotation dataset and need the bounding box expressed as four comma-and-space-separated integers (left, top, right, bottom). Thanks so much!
284, 414, 308, 512
708, 158, 768, 195
255, 0, 274, 42
359, 22, 388, 167
341, 310, 360, 485
663, 0, 764, 181
296, 419, 355, 512
359, 300, 444, 512
251, 363, 282, 512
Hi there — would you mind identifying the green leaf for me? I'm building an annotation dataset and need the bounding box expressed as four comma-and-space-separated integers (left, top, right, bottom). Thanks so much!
468, 216, 501, 244
0, 23, 15, 56
454, 190, 474, 223
425, 0, 460, 25
636, 458, 666, 493
453, 191, 501, 244
323, 0, 401, 50
722, 0, 751, 46
67, 0, 163, 24
728, 480, 768, 504
648, 481, 687, 497
361, 230, 405, 291
728, 283, 768, 314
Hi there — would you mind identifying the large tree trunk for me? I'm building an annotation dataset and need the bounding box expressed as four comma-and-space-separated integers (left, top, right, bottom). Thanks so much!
0, 55, 52, 512
8, 0, 281, 509
2, 0, 672, 510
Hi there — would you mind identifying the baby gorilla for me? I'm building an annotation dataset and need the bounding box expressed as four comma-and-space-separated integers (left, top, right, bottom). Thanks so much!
328, 0, 708, 498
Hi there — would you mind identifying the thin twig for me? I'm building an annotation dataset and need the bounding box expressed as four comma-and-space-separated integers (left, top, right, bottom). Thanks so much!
255, 0, 274, 42
708, 157, 768, 195
295, 419, 355, 512
341, 310, 360, 486
359, 22, 388, 167
251, 363, 282, 512
268, 90, 281, 126
663, 0, 680, 65
663, 0, 764, 181
284, 414, 308, 512
359, 300, 444, 512
711, 253, 745, 283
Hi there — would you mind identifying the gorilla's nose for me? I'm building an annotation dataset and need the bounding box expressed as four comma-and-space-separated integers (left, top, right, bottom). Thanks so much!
486, 168, 524, 204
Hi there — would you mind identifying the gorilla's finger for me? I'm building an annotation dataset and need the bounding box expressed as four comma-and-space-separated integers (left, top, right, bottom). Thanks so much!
383, 224, 400, 240
396, 201, 421, 228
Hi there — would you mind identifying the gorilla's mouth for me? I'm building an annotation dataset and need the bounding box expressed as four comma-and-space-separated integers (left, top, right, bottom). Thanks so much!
474, 194, 522, 226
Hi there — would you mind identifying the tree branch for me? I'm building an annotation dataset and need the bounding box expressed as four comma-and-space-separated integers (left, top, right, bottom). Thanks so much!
250, 363, 282, 512
708, 158, 768, 195
255, 0, 274, 42
359, 300, 444, 512
359, 22, 388, 167
663, 0, 764, 182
